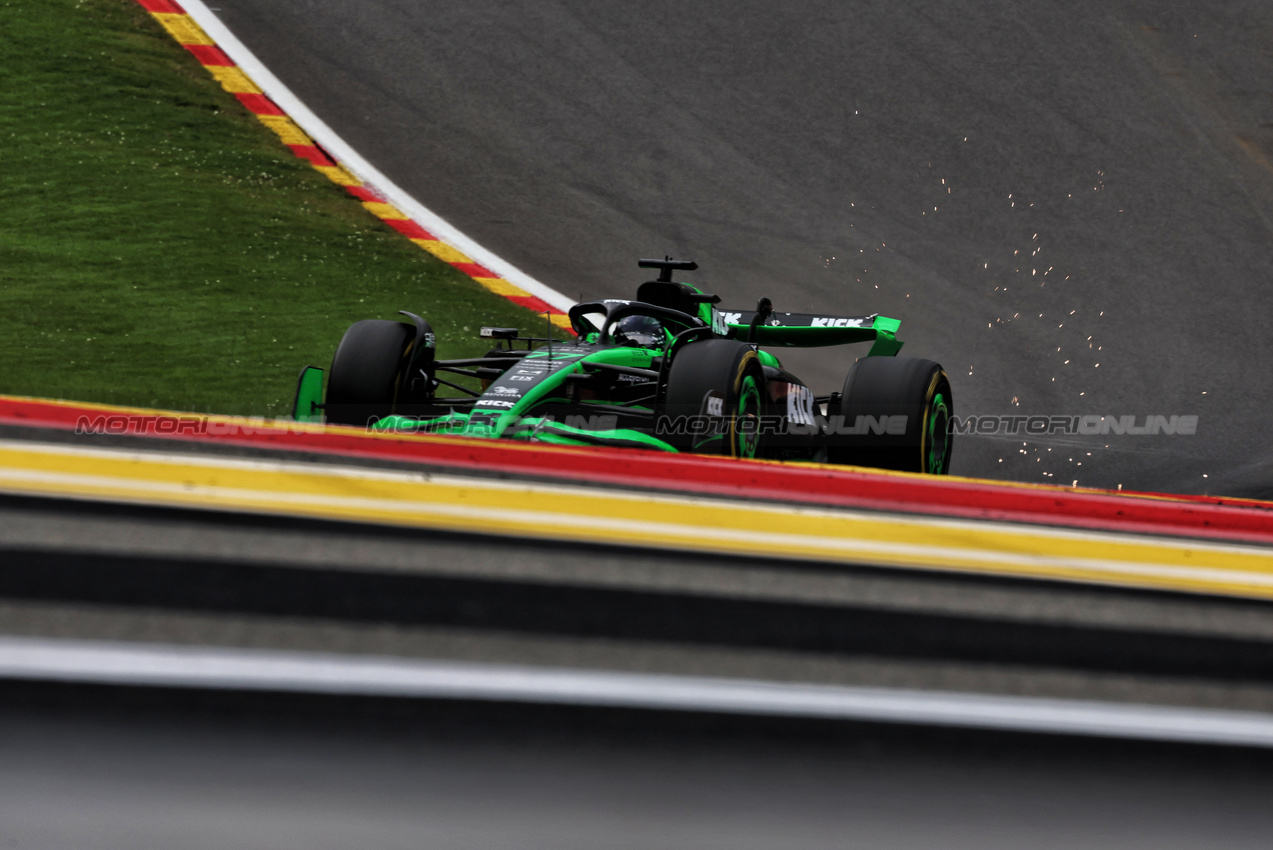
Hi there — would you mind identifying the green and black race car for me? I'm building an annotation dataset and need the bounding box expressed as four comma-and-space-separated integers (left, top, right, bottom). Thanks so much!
293, 258, 953, 473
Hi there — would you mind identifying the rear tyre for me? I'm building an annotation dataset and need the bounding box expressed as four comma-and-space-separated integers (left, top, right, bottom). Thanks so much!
325, 320, 412, 426
661, 339, 764, 458
828, 357, 953, 473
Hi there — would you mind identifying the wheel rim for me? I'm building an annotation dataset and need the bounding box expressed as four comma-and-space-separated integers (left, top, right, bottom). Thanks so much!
733, 374, 762, 458
926, 391, 951, 474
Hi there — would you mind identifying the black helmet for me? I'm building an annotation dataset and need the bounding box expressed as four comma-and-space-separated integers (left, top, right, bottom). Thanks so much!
613, 314, 665, 347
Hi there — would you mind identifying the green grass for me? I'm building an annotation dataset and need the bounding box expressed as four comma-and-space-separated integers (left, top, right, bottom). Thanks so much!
0, 0, 552, 415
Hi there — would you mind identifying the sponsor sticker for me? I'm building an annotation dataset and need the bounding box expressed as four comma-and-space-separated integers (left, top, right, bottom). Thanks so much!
810, 317, 868, 328
785, 383, 817, 427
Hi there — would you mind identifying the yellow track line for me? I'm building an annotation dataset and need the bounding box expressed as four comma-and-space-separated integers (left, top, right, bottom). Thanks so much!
1, 441, 1270, 600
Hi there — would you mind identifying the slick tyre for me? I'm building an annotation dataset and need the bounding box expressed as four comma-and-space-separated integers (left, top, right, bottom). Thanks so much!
661, 339, 765, 458
829, 357, 953, 474
325, 319, 412, 426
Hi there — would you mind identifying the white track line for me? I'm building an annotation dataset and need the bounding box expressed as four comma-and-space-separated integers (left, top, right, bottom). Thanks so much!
178, 0, 574, 314
3, 636, 1273, 748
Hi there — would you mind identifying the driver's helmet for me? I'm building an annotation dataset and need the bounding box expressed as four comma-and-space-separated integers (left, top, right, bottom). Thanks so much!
613, 314, 665, 347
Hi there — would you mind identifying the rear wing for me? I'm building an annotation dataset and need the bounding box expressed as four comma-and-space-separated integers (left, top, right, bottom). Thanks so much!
715, 309, 903, 356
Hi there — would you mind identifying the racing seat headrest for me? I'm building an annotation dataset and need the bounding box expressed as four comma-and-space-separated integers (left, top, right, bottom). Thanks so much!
636, 281, 721, 315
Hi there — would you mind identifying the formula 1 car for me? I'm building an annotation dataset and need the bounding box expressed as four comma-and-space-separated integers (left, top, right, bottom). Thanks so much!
293, 258, 952, 473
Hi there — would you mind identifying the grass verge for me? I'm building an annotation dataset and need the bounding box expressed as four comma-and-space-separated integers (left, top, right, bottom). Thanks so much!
0, 0, 551, 415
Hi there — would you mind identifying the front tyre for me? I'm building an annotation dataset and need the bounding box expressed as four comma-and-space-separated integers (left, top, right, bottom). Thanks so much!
661, 339, 765, 458
325, 319, 412, 426
828, 357, 953, 474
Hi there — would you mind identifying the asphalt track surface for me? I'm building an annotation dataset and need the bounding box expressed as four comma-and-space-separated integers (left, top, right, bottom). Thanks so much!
205, 0, 1273, 498
5, 481, 1273, 845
